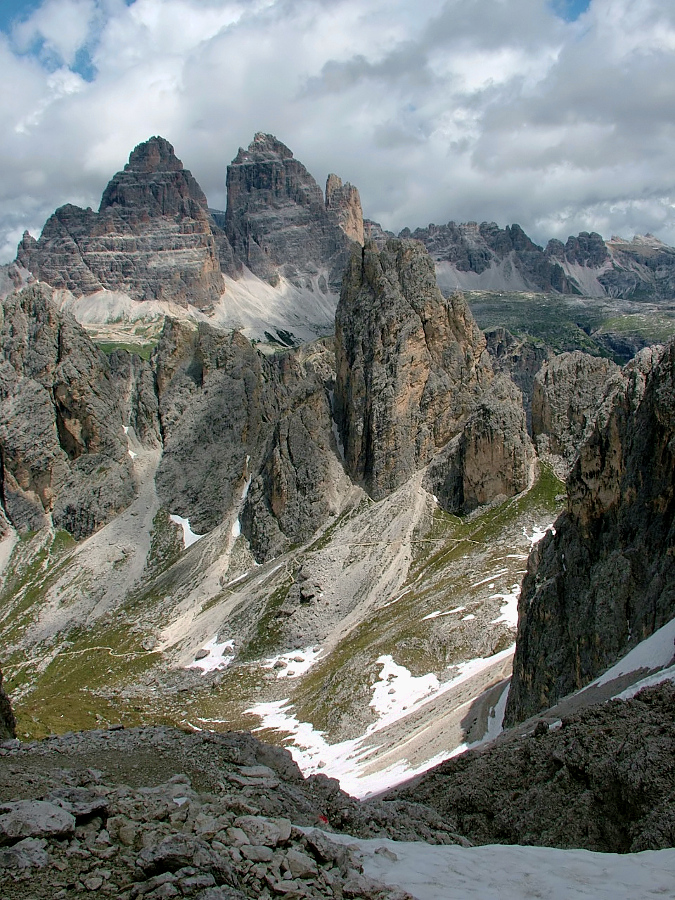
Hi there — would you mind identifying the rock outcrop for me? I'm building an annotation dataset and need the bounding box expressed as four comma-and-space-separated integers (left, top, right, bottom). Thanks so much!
0, 670, 15, 740
154, 322, 349, 557
531, 351, 621, 470
483, 327, 553, 430
0, 284, 136, 538
334, 240, 492, 499
17, 137, 227, 309
505, 341, 675, 724
394, 683, 675, 853
425, 375, 534, 513
225, 133, 360, 291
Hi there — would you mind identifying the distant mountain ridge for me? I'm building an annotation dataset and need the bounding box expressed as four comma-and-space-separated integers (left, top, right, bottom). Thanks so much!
9, 133, 675, 342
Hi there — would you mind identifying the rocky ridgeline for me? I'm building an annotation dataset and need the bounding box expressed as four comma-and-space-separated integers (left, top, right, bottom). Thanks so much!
334, 240, 494, 499
18, 138, 227, 310
406, 221, 675, 301
0, 283, 139, 538
0, 724, 466, 899
506, 339, 675, 723
225, 133, 360, 292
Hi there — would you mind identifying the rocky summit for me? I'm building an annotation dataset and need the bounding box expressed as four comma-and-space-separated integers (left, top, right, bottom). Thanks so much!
18, 137, 227, 310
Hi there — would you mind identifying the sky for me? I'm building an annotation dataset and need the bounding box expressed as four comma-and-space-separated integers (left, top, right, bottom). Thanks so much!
0, 0, 674, 263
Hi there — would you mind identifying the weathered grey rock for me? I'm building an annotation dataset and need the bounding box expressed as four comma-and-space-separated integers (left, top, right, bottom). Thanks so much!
0, 837, 48, 870
0, 801, 75, 844
506, 342, 675, 724
0, 284, 136, 538
0, 670, 15, 741
394, 683, 675, 853
108, 349, 162, 449
483, 327, 553, 430
325, 174, 364, 245
425, 376, 534, 513
17, 137, 229, 309
242, 340, 349, 560
225, 133, 359, 291
334, 239, 492, 499
532, 351, 621, 470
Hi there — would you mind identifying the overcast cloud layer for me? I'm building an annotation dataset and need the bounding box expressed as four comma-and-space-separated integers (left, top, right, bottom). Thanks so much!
1, 0, 674, 262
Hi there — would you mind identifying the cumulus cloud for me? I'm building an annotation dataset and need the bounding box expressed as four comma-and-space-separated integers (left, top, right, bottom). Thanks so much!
0, 0, 674, 263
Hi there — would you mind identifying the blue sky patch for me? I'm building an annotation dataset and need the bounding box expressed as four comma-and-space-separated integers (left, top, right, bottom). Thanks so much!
550, 0, 592, 22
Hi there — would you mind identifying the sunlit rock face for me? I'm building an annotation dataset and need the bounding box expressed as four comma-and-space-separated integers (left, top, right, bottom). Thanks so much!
506, 341, 675, 725
334, 239, 492, 499
17, 137, 227, 310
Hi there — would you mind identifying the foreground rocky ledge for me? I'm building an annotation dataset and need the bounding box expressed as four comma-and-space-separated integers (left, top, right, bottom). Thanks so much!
0, 725, 460, 900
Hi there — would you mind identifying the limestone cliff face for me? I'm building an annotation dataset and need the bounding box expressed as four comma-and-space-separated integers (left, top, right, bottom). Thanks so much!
0, 284, 136, 538
505, 341, 675, 724
17, 137, 226, 309
0, 669, 15, 740
425, 375, 534, 513
334, 239, 492, 499
153, 322, 347, 556
484, 327, 553, 431
532, 351, 621, 470
242, 341, 352, 560
325, 174, 364, 245
225, 133, 360, 290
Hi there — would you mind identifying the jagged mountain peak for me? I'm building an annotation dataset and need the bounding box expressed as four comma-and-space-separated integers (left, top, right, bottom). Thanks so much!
233, 131, 295, 164
125, 135, 184, 174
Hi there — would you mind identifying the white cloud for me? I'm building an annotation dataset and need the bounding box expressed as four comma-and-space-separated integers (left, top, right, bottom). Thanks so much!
0, 0, 674, 263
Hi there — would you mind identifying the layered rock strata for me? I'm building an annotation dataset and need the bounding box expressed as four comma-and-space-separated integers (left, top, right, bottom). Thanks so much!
531, 351, 621, 470
505, 341, 675, 724
225, 133, 360, 290
334, 240, 492, 499
17, 137, 227, 309
483, 327, 553, 430
0, 284, 136, 538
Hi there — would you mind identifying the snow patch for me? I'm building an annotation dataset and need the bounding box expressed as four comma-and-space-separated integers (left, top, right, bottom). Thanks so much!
524, 523, 555, 547
169, 515, 203, 549
461, 614, 475, 621
262, 646, 324, 679
231, 519, 241, 539
320, 831, 675, 900
187, 635, 235, 673
490, 584, 521, 628
423, 606, 465, 620
247, 646, 515, 797
593, 617, 675, 686
472, 568, 508, 588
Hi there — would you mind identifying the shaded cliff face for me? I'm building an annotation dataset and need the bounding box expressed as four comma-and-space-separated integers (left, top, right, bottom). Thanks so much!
334, 239, 493, 499
0, 284, 137, 539
505, 341, 675, 724
0, 668, 15, 740
153, 321, 350, 558
225, 133, 360, 291
531, 351, 621, 470
17, 137, 226, 309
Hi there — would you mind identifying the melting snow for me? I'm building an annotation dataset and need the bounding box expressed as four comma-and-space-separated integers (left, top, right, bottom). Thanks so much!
524, 523, 555, 547
490, 584, 521, 628
584, 617, 675, 692
170, 515, 203, 548
231, 519, 241, 539
187, 635, 235, 673
247, 646, 514, 797
321, 832, 675, 900
472, 568, 508, 588
461, 614, 475, 621
423, 606, 465, 620
262, 646, 324, 679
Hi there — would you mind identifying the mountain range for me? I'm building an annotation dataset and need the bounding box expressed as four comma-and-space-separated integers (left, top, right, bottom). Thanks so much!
0, 133, 674, 897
